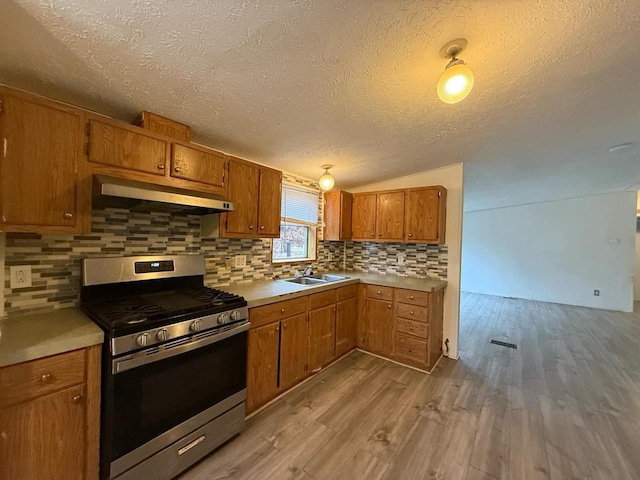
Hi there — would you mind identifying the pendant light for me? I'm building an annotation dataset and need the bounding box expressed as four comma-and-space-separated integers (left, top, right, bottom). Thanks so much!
437, 38, 474, 104
318, 164, 335, 191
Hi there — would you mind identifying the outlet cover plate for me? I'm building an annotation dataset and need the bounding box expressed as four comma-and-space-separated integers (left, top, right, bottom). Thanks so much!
234, 255, 247, 268
10, 265, 32, 290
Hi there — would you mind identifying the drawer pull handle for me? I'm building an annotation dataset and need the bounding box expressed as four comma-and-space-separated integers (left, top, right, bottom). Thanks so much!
41, 374, 52, 383
72, 395, 83, 404
409, 295, 414, 300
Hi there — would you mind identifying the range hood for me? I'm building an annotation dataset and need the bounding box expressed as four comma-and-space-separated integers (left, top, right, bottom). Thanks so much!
92, 175, 234, 215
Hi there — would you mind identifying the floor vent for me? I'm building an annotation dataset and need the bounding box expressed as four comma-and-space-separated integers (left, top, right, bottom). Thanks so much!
490, 339, 518, 349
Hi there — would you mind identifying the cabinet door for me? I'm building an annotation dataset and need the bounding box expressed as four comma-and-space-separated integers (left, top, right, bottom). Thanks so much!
247, 323, 280, 411
224, 158, 260, 235
363, 298, 394, 356
257, 167, 282, 237
0, 384, 85, 480
308, 305, 336, 372
88, 118, 168, 175
336, 297, 357, 357
340, 191, 353, 240
376, 191, 405, 240
0, 89, 81, 229
352, 193, 377, 240
405, 187, 443, 243
171, 143, 226, 188
279, 313, 309, 391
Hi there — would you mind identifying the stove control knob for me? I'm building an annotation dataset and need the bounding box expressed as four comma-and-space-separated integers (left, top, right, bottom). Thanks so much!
217, 313, 229, 325
230, 310, 240, 321
189, 320, 201, 332
135, 333, 149, 347
156, 329, 168, 341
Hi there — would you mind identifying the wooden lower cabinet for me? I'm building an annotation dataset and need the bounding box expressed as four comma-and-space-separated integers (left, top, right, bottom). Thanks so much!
0, 345, 101, 480
362, 298, 394, 356
336, 297, 358, 357
279, 313, 309, 391
308, 305, 336, 372
246, 322, 280, 412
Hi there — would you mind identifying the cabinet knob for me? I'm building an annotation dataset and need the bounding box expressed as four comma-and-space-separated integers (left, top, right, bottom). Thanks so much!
377, 290, 381, 295
275, 325, 279, 331
249, 225, 254, 230
408, 349, 413, 353
410, 311, 414, 315
408, 233, 413, 238
64, 213, 73, 219
281, 308, 285, 313
387, 304, 392, 309
409, 326, 414, 331
409, 295, 414, 300
378, 233, 382, 237
174, 166, 181, 173
283, 323, 288, 329
41, 373, 52, 383
72, 395, 83, 404
371, 233, 375, 237
333, 308, 336, 312
157, 164, 165, 170
260, 226, 265, 230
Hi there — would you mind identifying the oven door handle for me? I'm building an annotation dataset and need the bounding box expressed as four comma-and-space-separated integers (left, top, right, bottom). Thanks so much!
113, 321, 250, 374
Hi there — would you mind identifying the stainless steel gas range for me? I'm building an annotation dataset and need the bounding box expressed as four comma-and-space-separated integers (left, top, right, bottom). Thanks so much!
80, 255, 249, 480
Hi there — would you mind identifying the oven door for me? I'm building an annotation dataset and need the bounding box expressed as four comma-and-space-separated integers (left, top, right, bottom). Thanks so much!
107, 322, 248, 477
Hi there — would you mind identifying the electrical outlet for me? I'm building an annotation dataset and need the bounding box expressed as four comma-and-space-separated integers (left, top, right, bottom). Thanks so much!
397, 254, 405, 266
10, 265, 32, 290
234, 255, 247, 268
594, 290, 600, 296
224, 257, 232, 268
328, 253, 333, 261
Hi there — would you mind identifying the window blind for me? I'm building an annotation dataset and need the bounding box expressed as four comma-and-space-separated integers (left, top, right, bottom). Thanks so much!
281, 184, 319, 226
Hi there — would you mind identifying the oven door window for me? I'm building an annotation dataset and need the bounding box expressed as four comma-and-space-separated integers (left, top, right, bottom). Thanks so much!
112, 330, 247, 460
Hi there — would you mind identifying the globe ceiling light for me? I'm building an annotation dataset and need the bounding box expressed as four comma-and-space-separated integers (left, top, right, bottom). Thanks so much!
437, 38, 474, 104
318, 165, 335, 191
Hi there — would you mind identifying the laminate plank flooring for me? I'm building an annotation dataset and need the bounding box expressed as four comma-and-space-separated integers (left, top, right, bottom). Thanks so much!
178, 293, 640, 480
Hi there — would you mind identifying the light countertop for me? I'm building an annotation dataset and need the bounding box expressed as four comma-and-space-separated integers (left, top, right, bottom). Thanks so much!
0, 308, 104, 368
225, 271, 447, 308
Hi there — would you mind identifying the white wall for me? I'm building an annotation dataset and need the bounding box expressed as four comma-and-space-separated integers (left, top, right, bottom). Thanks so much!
634, 192, 640, 301
350, 163, 464, 359
462, 191, 636, 312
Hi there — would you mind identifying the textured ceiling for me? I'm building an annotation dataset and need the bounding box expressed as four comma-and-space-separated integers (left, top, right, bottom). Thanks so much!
1, 0, 640, 211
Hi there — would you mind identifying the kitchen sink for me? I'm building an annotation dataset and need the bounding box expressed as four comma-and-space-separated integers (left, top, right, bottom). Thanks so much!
281, 277, 327, 285
279, 274, 348, 286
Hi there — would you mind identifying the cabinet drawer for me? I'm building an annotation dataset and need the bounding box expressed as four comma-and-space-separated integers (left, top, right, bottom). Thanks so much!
396, 303, 429, 322
395, 333, 427, 364
366, 285, 394, 301
395, 288, 430, 306
249, 296, 309, 328
395, 318, 428, 339
337, 284, 358, 301
0, 349, 86, 408
309, 289, 337, 310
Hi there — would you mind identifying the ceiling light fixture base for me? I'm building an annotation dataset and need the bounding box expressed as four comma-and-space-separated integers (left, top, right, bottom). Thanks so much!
321, 164, 333, 170
439, 38, 468, 59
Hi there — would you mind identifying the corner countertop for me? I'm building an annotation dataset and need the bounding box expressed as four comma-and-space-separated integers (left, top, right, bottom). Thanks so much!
0, 308, 104, 368
225, 271, 447, 308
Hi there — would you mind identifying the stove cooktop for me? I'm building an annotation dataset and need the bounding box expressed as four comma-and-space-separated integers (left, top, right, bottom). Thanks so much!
82, 287, 246, 334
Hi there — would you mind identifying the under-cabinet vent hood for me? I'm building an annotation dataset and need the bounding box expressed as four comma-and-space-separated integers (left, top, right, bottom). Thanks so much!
92, 175, 234, 215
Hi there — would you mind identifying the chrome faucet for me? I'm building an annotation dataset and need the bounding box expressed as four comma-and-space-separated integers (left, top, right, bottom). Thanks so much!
303, 266, 313, 277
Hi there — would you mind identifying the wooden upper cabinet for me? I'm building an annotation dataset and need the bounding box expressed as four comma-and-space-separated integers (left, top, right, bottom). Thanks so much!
88, 118, 168, 176
246, 322, 280, 412
223, 158, 260, 236
257, 167, 282, 237
362, 298, 394, 356
0, 88, 88, 233
279, 313, 308, 391
405, 187, 446, 244
324, 190, 353, 241
171, 143, 226, 189
135, 111, 190, 142
352, 193, 377, 240
308, 305, 336, 372
376, 191, 405, 241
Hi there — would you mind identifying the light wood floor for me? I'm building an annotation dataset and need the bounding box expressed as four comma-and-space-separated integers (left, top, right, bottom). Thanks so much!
178, 293, 640, 480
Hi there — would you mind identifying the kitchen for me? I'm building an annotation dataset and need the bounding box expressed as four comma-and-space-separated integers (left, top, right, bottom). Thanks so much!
0, 82, 462, 480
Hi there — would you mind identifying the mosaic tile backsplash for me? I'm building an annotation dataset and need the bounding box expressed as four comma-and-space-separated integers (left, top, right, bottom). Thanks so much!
344, 242, 448, 279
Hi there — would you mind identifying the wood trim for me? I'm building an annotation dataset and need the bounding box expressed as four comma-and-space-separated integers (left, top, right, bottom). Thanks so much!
135, 111, 191, 142
84, 345, 101, 480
